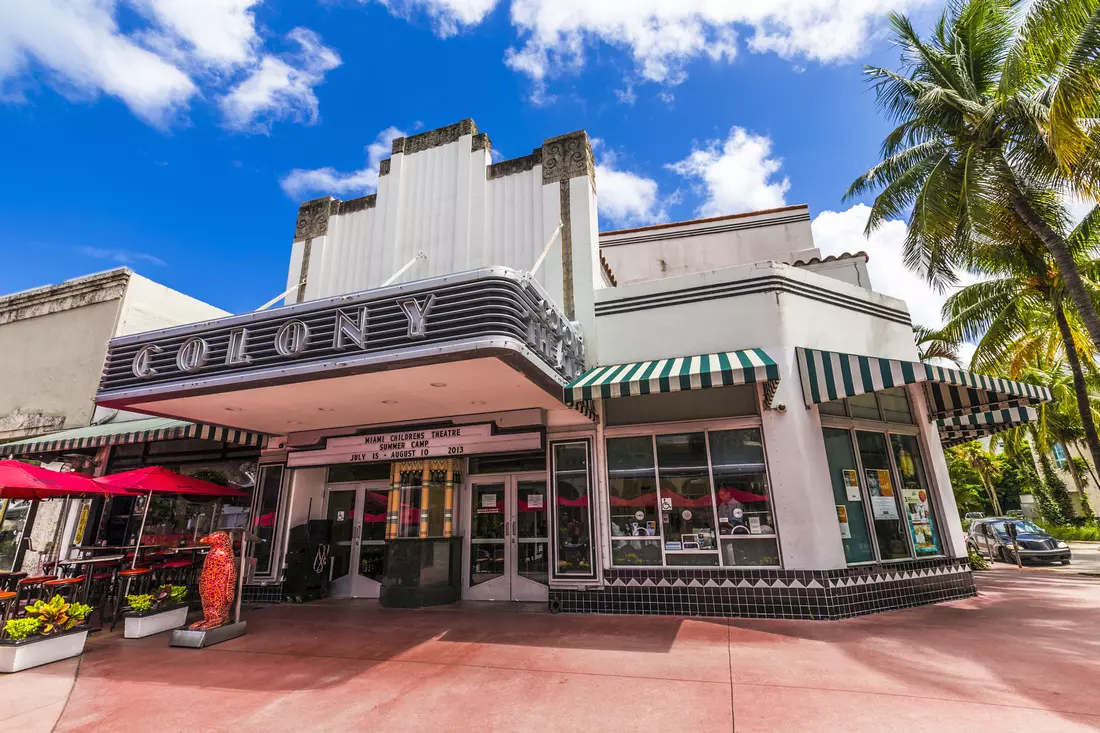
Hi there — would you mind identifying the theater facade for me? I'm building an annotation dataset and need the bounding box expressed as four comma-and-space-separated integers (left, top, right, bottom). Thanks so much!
95, 120, 1048, 618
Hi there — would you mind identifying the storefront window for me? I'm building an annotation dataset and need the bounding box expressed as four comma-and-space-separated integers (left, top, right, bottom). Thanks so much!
709, 428, 778, 567
607, 436, 662, 566
891, 434, 941, 555
250, 465, 284, 576
822, 428, 875, 563
551, 441, 595, 578
656, 433, 718, 566
0, 499, 31, 571
604, 427, 779, 568
855, 431, 911, 560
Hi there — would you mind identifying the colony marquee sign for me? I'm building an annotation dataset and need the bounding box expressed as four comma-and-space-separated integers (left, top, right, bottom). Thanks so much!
286, 424, 542, 467
97, 268, 586, 402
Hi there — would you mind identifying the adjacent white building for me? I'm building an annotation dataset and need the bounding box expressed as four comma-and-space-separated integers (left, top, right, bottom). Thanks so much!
0, 270, 261, 574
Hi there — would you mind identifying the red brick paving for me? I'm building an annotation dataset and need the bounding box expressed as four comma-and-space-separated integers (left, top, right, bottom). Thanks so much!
2, 568, 1098, 732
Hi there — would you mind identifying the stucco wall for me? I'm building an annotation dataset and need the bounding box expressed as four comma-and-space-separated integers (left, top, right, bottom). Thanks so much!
115, 273, 230, 337
0, 298, 121, 437
599, 206, 818, 287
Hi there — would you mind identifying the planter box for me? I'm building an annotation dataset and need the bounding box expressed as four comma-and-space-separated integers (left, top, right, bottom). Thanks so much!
0, 627, 89, 673
124, 605, 189, 639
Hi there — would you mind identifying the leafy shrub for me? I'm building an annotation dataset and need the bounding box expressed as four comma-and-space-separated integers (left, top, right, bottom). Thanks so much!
127, 585, 189, 614
1036, 523, 1100, 542
24, 595, 89, 634
69, 602, 92, 623
127, 594, 154, 613
4, 617, 42, 641
967, 549, 990, 571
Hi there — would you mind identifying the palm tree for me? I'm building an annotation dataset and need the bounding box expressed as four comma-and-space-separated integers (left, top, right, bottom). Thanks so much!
914, 324, 961, 364
1017, 358, 1082, 520
938, 211, 1100, 484
848, 0, 1100, 351
958, 441, 1003, 514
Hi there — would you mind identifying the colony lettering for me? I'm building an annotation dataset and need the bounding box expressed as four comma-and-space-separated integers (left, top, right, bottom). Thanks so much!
285, 424, 543, 467
131, 295, 437, 378
97, 270, 587, 396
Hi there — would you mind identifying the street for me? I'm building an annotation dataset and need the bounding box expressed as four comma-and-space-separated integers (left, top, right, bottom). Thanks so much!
2, 567, 1098, 733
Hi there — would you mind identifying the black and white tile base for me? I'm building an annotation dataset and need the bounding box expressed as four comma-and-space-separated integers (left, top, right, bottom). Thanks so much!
549, 557, 974, 620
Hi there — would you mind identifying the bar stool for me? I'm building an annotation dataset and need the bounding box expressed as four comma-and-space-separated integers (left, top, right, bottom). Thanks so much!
86, 564, 121, 626
42, 576, 85, 603
157, 559, 193, 587
15, 575, 57, 609
110, 568, 153, 631
0, 571, 27, 593
0, 591, 17, 640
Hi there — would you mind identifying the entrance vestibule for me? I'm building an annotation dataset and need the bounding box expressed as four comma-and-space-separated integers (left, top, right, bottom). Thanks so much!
322, 462, 549, 602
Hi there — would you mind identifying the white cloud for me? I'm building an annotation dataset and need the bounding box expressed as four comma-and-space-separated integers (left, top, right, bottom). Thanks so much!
0, 0, 196, 126
371, 0, 499, 36
668, 127, 790, 217
501, 0, 930, 95
811, 204, 980, 332
596, 164, 665, 229
1066, 194, 1097, 228
280, 126, 406, 200
131, 0, 260, 68
220, 28, 341, 133
0, 0, 338, 132
77, 246, 167, 267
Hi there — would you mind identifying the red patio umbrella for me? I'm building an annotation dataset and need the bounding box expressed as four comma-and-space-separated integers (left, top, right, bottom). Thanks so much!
94, 466, 251, 498
95, 467, 250, 568
0, 460, 129, 500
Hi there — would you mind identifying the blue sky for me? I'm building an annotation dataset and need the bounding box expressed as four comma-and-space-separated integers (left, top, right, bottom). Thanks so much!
0, 0, 955, 324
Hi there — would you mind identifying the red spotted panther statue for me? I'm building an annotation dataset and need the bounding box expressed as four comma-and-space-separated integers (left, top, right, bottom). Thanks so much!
188, 531, 236, 630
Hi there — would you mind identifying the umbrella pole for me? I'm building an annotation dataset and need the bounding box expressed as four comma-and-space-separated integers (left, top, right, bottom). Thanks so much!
131, 490, 152, 570
48, 497, 71, 574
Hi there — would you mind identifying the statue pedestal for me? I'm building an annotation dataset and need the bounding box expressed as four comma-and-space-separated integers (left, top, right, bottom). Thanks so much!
169, 622, 248, 648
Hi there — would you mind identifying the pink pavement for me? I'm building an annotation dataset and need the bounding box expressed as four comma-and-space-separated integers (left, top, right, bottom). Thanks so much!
3, 568, 1098, 732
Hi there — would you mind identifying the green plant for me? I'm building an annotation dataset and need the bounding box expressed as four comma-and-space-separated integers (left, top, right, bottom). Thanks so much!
127, 585, 188, 614
127, 594, 154, 613
4, 617, 42, 641
968, 549, 991, 571
24, 595, 86, 634
68, 602, 92, 624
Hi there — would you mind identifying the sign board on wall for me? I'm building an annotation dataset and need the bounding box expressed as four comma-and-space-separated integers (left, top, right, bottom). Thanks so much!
286, 424, 543, 467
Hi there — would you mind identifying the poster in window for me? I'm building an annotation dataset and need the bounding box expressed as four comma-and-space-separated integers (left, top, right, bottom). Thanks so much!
871, 495, 899, 521
748, 516, 762, 534
660, 497, 673, 512
842, 470, 862, 502
876, 469, 895, 497
902, 487, 938, 553
836, 505, 851, 539
481, 493, 497, 509
527, 494, 544, 509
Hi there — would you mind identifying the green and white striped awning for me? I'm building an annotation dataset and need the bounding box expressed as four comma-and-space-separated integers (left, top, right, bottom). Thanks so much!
0, 417, 264, 457
564, 350, 780, 404
796, 347, 1051, 442
937, 406, 1039, 446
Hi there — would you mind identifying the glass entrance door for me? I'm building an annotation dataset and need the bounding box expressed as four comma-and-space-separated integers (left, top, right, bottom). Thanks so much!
325, 481, 388, 598
465, 473, 549, 601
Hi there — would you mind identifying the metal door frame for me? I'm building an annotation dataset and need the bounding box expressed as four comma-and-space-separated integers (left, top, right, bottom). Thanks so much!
324, 480, 389, 598
462, 471, 549, 601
